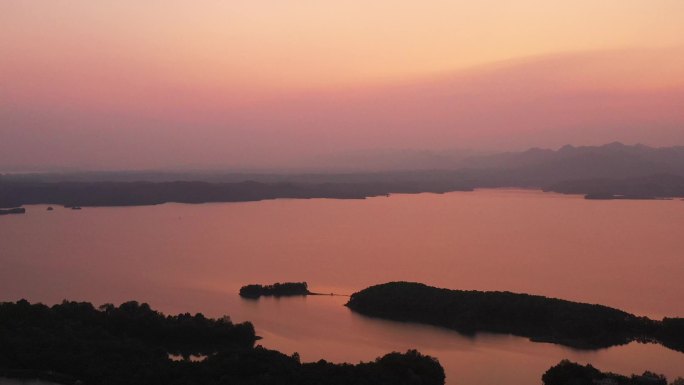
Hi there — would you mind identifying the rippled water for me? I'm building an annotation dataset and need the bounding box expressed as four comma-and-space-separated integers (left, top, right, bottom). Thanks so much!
2, 189, 683, 384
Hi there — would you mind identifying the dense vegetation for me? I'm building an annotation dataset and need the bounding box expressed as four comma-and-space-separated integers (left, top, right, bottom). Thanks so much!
0, 299, 445, 385
240, 282, 311, 298
657, 318, 684, 352
542, 360, 683, 385
346, 282, 684, 351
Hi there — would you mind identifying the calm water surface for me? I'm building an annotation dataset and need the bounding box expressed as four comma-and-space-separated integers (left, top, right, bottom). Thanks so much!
1, 189, 683, 384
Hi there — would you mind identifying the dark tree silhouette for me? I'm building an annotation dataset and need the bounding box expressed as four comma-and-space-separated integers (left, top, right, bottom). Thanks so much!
346, 282, 684, 351
0, 299, 445, 385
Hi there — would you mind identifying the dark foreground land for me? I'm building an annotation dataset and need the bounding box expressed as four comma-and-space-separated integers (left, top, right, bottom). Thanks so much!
239, 282, 312, 298
346, 282, 684, 351
0, 300, 445, 385
2, 299, 681, 385
542, 360, 682, 385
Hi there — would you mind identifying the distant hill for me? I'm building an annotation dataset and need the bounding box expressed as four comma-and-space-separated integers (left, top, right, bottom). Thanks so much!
3, 143, 684, 204
306, 148, 482, 172
462, 142, 684, 186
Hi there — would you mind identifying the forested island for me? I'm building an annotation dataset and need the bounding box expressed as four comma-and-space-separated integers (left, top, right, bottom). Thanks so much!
0, 299, 445, 385
239, 282, 312, 298
346, 282, 684, 351
542, 360, 682, 385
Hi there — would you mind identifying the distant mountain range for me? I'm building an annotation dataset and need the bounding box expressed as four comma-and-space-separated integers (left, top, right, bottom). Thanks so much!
463, 142, 684, 183
2, 142, 684, 206
459, 142, 684, 198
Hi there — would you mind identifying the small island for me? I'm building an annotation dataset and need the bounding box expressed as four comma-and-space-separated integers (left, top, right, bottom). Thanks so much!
346, 282, 684, 351
239, 282, 312, 298
0, 207, 25, 216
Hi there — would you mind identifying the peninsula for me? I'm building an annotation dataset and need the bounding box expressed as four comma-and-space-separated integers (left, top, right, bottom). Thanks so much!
346, 282, 684, 351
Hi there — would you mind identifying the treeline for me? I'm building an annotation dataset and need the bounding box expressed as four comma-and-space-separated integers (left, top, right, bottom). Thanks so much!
240, 282, 311, 298
0, 180, 473, 208
0, 300, 256, 366
0, 299, 445, 385
542, 360, 683, 385
346, 282, 684, 351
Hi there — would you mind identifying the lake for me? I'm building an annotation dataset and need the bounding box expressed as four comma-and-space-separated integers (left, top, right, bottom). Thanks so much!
1, 189, 683, 384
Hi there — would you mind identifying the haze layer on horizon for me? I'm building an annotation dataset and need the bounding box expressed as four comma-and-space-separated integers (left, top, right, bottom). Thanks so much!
2, 1, 684, 171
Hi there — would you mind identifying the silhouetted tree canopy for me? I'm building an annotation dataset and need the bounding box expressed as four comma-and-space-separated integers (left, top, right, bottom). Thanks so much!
542, 360, 673, 385
0, 299, 445, 385
239, 282, 310, 298
346, 282, 684, 351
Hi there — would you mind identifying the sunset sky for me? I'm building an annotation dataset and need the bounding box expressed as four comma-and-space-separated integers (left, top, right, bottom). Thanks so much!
2, 1, 684, 170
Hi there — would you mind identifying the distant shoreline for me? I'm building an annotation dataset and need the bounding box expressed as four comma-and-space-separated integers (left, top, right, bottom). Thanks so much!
4, 180, 684, 210
0, 180, 474, 209
3, 142, 684, 208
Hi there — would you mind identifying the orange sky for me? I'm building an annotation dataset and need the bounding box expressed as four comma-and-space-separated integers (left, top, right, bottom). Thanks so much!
1, 1, 684, 170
